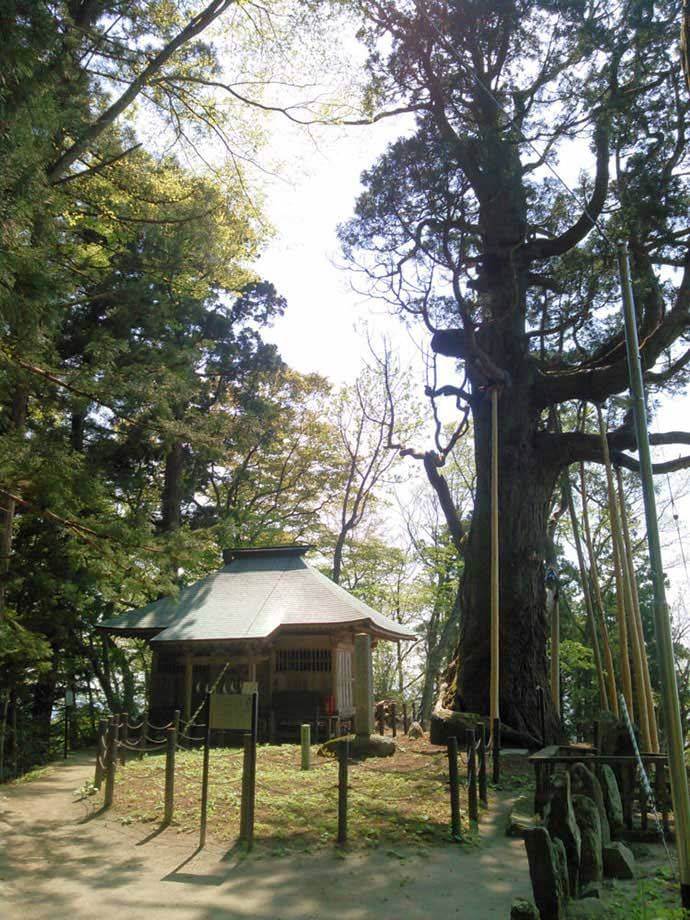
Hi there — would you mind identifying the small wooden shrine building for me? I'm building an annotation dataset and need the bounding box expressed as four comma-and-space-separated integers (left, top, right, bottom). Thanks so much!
98, 544, 414, 737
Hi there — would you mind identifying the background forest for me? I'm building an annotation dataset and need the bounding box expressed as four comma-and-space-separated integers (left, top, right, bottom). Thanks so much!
2, 0, 690, 777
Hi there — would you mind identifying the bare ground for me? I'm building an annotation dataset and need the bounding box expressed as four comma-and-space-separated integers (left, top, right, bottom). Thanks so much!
0, 750, 531, 920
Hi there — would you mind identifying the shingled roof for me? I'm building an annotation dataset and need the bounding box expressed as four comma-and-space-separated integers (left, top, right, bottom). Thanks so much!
98, 545, 415, 643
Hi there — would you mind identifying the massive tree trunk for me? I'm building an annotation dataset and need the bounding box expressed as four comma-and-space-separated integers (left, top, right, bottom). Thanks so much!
452, 392, 560, 741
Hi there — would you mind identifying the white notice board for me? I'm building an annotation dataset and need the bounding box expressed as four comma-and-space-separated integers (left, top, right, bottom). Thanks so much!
210, 692, 253, 730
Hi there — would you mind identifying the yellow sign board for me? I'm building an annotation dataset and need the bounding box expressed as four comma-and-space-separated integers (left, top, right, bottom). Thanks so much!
210, 693, 253, 731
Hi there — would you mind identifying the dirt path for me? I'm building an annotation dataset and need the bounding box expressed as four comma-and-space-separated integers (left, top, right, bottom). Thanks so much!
0, 752, 530, 919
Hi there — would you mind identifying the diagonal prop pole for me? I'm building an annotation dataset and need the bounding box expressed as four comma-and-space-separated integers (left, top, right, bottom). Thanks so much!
618, 241, 690, 908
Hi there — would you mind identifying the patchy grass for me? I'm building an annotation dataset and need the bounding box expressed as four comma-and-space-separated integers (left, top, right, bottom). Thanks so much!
607, 867, 687, 919
109, 737, 478, 853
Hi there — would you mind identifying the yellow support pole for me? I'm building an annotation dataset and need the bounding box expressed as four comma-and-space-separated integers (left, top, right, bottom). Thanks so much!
616, 467, 660, 752
565, 474, 609, 711
580, 463, 618, 716
490, 387, 500, 738
596, 405, 634, 719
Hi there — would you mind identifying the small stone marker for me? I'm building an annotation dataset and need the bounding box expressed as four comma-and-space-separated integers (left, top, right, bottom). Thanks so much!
523, 826, 565, 920
599, 765, 624, 835
602, 841, 635, 879
572, 794, 603, 886
570, 762, 610, 844
545, 772, 581, 897
510, 897, 540, 919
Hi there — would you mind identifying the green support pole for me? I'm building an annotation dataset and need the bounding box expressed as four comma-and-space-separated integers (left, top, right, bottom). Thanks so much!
618, 241, 690, 908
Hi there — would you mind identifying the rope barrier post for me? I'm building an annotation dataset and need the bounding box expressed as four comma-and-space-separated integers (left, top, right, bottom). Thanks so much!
447, 736, 461, 841
119, 712, 128, 766
173, 708, 181, 742
337, 737, 349, 844
477, 723, 488, 806
104, 716, 118, 808
537, 686, 546, 746
139, 710, 147, 761
239, 732, 252, 842
466, 728, 478, 825
492, 717, 501, 785
199, 691, 211, 849
377, 707, 385, 737
164, 725, 176, 825
94, 718, 107, 789
619, 241, 690, 908
391, 702, 397, 739
247, 692, 258, 849
300, 723, 310, 771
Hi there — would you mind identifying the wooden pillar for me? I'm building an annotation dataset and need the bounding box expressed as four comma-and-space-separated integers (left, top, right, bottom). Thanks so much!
354, 633, 373, 737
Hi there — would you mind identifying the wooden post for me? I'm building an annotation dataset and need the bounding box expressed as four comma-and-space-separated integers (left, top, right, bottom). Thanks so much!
240, 732, 252, 842
490, 386, 500, 737
164, 725, 176, 825
94, 718, 107, 789
119, 712, 128, 766
173, 708, 181, 739
402, 702, 409, 734
391, 702, 397, 738
377, 707, 385, 737
537, 686, 546, 745
337, 737, 349, 844
199, 692, 211, 849
477, 723, 488, 806
301, 723, 310, 770
104, 717, 118, 808
466, 728, 478, 824
447, 736, 461, 841
492, 717, 501, 785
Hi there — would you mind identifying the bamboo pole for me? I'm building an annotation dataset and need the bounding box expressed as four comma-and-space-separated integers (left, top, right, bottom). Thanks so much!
550, 590, 560, 718
618, 240, 690, 908
565, 474, 609, 710
596, 404, 635, 719
580, 462, 619, 717
489, 387, 500, 737
616, 467, 659, 752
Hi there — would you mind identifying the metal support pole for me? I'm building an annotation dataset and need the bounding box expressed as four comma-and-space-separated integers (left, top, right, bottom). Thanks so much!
618, 241, 690, 907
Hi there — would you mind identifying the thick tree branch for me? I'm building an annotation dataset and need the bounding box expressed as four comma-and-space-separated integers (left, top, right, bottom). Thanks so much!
523, 118, 609, 260
47, 0, 235, 183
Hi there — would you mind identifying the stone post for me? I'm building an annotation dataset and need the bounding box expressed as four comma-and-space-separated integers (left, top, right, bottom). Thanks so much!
353, 634, 374, 738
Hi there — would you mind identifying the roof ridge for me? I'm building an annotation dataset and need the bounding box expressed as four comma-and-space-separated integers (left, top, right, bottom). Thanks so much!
240, 554, 298, 637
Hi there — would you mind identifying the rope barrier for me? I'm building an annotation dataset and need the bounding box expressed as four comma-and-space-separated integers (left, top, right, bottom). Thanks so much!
619, 693, 676, 876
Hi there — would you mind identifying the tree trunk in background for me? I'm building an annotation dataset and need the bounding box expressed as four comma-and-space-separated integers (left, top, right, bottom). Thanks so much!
332, 531, 346, 585
0, 382, 28, 612
160, 440, 184, 532
32, 660, 58, 758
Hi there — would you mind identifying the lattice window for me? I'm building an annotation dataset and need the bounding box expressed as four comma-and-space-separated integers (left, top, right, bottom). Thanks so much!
276, 648, 332, 672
